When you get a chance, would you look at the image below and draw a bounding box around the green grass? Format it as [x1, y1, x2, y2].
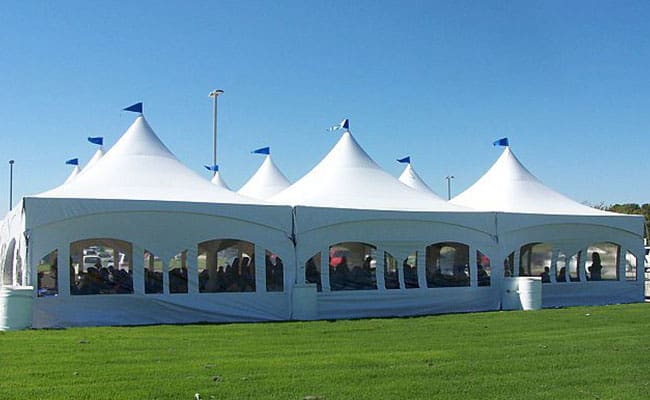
[1, 304, 650, 399]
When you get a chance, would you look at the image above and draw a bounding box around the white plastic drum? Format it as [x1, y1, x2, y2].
[0, 286, 34, 331]
[517, 277, 542, 310]
[502, 277, 542, 311]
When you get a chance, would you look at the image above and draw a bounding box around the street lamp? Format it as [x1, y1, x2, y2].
[445, 175, 454, 200]
[9, 160, 14, 211]
[208, 89, 224, 176]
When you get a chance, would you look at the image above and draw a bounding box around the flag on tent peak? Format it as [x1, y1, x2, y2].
[65, 158, 79, 166]
[252, 146, 270, 155]
[493, 137, 509, 147]
[123, 102, 143, 114]
[327, 118, 349, 132]
[397, 156, 411, 164]
[87, 136, 103, 146]
[204, 164, 219, 172]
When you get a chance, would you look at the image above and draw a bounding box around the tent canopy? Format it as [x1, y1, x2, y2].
[451, 147, 612, 216]
[271, 131, 467, 212]
[238, 155, 291, 200]
[398, 164, 440, 197]
[36, 116, 259, 205]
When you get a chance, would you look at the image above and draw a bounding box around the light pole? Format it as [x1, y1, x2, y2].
[9, 160, 14, 211]
[445, 175, 454, 200]
[208, 89, 224, 176]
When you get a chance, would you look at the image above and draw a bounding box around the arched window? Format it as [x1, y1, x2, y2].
[37, 250, 58, 297]
[624, 250, 637, 281]
[329, 242, 377, 291]
[585, 242, 619, 281]
[265, 251, 284, 292]
[2, 239, 16, 285]
[144, 250, 163, 294]
[197, 239, 255, 293]
[305, 252, 322, 291]
[384, 252, 418, 290]
[477, 250, 491, 287]
[70, 239, 133, 295]
[426, 242, 469, 287]
[519, 243, 552, 282]
[169, 250, 188, 294]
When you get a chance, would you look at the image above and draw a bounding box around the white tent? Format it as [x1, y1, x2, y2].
[398, 163, 440, 197]
[238, 155, 291, 200]
[0, 119, 644, 329]
[3, 116, 296, 328]
[272, 130, 500, 319]
[451, 146, 644, 307]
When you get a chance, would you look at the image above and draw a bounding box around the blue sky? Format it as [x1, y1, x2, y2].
[1, 1, 649, 211]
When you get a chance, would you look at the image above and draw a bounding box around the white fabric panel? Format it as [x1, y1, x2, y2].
[541, 281, 644, 308]
[451, 147, 614, 215]
[316, 288, 500, 319]
[32, 293, 291, 328]
[238, 155, 291, 200]
[271, 131, 467, 211]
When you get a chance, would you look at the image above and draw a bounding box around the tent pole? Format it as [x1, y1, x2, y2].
[9, 159, 14, 211]
[208, 89, 224, 177]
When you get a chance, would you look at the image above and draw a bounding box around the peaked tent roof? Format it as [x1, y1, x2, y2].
[210, 170, 232, 191]
[84, 148, 105, 171]
[450, 147, 610, 215]
[270, 131, 467, 211]
[398, 164, 441, 197]
[63, 165, 81, 184]
[238, 155, 291, 200]
[36, 116, 260, 204]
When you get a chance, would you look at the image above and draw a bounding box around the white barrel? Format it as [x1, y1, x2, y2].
[0, 286, 34, 331]
[501, 277, 522, 310]
[518, 277, 542, 310]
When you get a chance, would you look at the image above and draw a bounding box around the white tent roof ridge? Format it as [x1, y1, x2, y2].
[451, 146, 612, 215]
[398, 163, 441, 198]
[270, 130, 469, 211]
[237, 155, 291, 200]
[35, 116, 261, 205]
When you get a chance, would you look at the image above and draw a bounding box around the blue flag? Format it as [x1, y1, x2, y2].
[493, 137, 509, 147]
[123, 102, 143, 113]
[87, 136, 103, 146]
[397, 156, 411, 164]
[65, 158, 79, 166]
[204, 164, 219, 172]
[252, 146, 270, 155]
[327, 118, 350, 132]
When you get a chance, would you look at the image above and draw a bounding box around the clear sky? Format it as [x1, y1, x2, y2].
[1, 0, 649, 211]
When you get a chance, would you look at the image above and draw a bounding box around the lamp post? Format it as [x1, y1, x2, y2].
[208, 89, 224, 176]
[445, 175, 454, 200]
[9, 160, 14, 211]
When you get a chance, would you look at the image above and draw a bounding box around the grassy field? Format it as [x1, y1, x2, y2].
[1, 303, 649, 399]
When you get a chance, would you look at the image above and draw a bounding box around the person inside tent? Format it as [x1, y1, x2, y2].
[588, 252, 603, 281]
[540, 267, 551, 283]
